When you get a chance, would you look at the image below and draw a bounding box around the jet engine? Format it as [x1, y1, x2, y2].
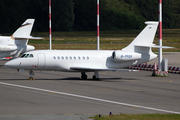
[112, 51, 141, 62]
[0, 45, 17, 52]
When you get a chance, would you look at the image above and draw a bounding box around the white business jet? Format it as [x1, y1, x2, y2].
[5, 21, 171, 80]
[0, 19, 42, 59]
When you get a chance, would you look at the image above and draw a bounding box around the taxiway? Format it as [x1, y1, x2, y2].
[0, 53, 180, 119]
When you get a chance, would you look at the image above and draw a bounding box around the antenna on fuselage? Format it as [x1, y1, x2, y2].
[49, 0, 52, 50]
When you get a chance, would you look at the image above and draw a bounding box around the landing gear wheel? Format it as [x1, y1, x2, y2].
[28, 77, 35, 80]
[29, 70, 35, 80]
[92, 71, 100, 80]
[81, 72, 87, 80]
[92, 75, 97, 80]
[92, 75, 100, 80]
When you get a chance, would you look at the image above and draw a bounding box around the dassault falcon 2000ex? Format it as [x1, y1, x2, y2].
[0, 19, 42, 59]
[5, 21, 171, 80]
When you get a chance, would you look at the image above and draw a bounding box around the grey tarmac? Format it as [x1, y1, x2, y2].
[0, 52, 180, 119]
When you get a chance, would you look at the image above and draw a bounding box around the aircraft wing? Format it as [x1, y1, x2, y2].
[70, 67, 138, 72]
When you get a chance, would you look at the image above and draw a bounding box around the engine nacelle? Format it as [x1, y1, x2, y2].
[112, 51, 141, 62]
[0, 45, 17, 52]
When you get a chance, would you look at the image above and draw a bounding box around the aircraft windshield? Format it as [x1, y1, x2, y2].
[20, 54, 26, 58]
[20, 54, 34, 58]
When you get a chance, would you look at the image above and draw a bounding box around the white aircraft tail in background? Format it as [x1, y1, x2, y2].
[5, 21, 172, 80]
[0, 19, 42, 59]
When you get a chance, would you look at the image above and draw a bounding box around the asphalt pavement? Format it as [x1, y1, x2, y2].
[0, 52, 180, 120]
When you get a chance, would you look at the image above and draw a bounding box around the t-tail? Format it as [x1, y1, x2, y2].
[113, 21, 172, 64]
[122, 21, 172, 54]
[11, 19, 43, 58]
[12, 19, 34, 39]
[122, 21, 159, 54]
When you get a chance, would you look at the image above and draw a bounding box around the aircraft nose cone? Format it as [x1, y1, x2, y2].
[4, 60, 18, 68]
[5, 61, 13, 67]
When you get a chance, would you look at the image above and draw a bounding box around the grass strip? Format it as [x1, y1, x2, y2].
[90, 114, 180, 120]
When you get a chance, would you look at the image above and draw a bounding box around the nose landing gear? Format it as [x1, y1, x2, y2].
[29, 70, 35, 80]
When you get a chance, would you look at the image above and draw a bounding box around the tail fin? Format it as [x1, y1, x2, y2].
[11, 19, 43, 47]
[12, 19, 35, 38]
[122, 21, 159, 53]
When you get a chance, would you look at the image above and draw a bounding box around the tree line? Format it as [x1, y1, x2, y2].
[0, 0, 180, 33]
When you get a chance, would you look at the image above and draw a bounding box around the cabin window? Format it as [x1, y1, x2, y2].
[70, 57, 72, 60]
[78, 57, 80, 60]
[53, 56, 56, 60]
[66, 57, 68, 60]
[62, 57, 64, 60]
[87, 57, 89, 60]
[83, 57, 85, 60]
[74, 57, 76, 60]
[58, 56, 60, 60]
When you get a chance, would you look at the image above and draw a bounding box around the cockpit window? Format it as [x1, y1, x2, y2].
[20, 54, 34, 58]
[29, 54, 33, 58]
[20, 54, 26, 58]
[25, 54, 29, 58]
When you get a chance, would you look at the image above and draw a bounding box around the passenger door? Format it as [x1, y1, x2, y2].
[38, 53, 45, 69]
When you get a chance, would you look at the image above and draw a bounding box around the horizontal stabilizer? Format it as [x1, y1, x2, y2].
[70, 67, 138, 72]
[135, 44, 173, 48]
[13, 36, 43, 39]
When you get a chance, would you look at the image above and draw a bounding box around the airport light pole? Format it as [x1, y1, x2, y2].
[49, 0, 52, 50]
[97, 0, 100, 50]
[158, 0, 162, 71]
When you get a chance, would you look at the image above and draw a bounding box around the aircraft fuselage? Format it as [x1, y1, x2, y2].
[5, 50, 157, 72]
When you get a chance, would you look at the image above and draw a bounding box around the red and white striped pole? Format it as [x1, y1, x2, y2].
[158, 0, 162, 71]
[49, 0, 52, 50]
[97, 0, 100, 50]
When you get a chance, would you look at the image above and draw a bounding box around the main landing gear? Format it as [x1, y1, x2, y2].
[81, 71, 100, 80]
[92, 71, 100, 80]
[81, 72, 87, 80]
[29, 70, 35, 80]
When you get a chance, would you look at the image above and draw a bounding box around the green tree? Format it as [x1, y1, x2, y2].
[134, 0, 159, 21]
[1, 0, 180, 33]
[0, 0, 31, 33]
[100, 0, 145, 30]
[162, 0, 175, 28]
[52, 0, 74, 31]
[29, 0, 74, 32]
[73, 0, 96, 31]
[172, 0, 180, 28]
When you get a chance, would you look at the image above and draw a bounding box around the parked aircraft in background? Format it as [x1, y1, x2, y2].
[0, 19, 42, 59]
[5, 21, 172, 80]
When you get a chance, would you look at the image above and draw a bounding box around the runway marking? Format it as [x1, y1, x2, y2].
[0, 82, 180, 114]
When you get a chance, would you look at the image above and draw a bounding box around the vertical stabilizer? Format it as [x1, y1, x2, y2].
[12, 19, 35, 38]
[122, 21, 159, 53]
